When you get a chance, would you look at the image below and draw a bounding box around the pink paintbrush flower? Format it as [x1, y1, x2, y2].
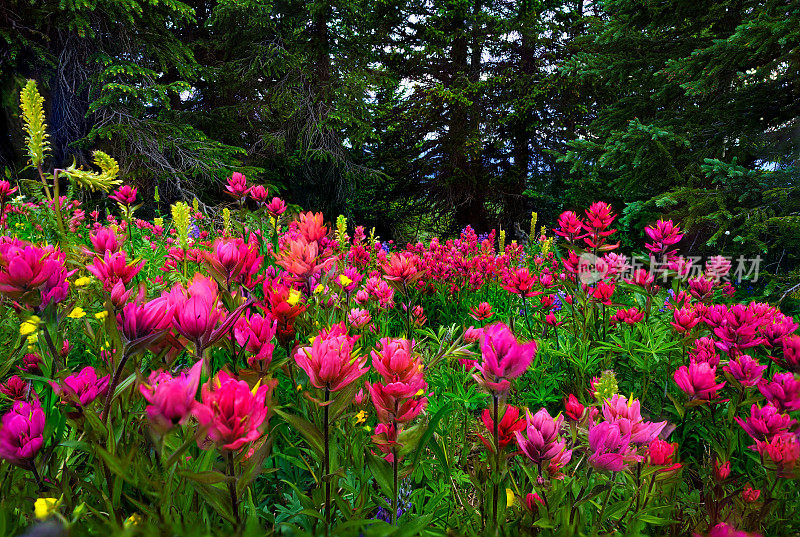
[90, 227, 123, 255]
[51, 366, 110, 410]
[0, 399, 45, 467]
[514, 408, 569, 466]
[139, 360, 203, 432]
[110, 185, 137, 206]
[758, 372, 800, 412]
[602, 394, 667, 445]
[370, 338, 422, 384]
[225, 172, 250, 199]
[474, 322, 537, 395]
[294, 323, 367, 392]
[735, 403, 797, 443]
[194, 370, 270, 451]
[588, 421, 639, 472]
[723, 354, 766, 387]
[86, 250, 144, 291]
[674, 361, 726, 401]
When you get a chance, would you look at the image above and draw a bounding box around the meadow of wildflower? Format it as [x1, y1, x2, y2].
[0, 81, 798, 537]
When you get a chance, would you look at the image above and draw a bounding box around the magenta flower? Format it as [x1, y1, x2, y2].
[673, 361, 726, 401]
[266, 197, 287, 219]
[755, 432, 799, 475]
[0, 180, 18, 202]
[552, 211, 584, 242]
[90, 227, 123, 255]
[370, 338, 421, 384]
[0, 399, 45, 467]
[474, 322, 537, 395]
[723, 354, 766, 387]
[194, 371, 270, 451]
[588, 421, 639, 472]
[140, 360, 203, 432]
[249, 185, 269, 204]
[0, 375, 31, 401]
[514, 408, 569, 465]
[347, 308, 372, 329]
[225, 172, 250, 199]
[0, 240, 63, 302]
[51, 366, 110, 410]
[689, 337, 720, 367]
[644, 219, 683, 255]
[590, 281, 615, 305]
[688, 276, 716, 302]
[671, 307, 700, 334]
[86, 250, 144, 292]
[110, 185, 137, 206]
[601, 394, 667, 445]
[234, 312, 277, 367]
[773, 334, 800, 373]
[203, 237, 263, 286]
[367, 379, 428, 424]
[758, 372, 800, 412]
[713, 304, 767, 353]
[735, 403, 797, 443]
[696, 523, 762, 537]
[294, 323, 367, 392]
[117, 297, 174, 342]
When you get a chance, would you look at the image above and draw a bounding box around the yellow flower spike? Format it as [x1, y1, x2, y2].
[94, 311, 108, 320]
[530, 212, 538, 238]
[287, 289, 301, 306]
[339, 274, 352, 287]
[153, 217, 163, 228]
[20, 316, 40, 336]
[124, 514, 141, 528]
[74, 276, 91, 287]
[354, 410, 367, 425]
[506, 489, 515, 508]
[67, 307, 86, 319]
[34, 497, 61, 520]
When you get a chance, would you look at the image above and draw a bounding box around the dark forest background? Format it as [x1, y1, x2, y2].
[1, 0, 799, 283]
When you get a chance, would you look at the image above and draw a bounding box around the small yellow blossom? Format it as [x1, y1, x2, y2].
[153, 217, 163, 228]
[73, 276, 91, 287]
[34, 497, 61, 520]
[314, 284, 324, 294]
[339, 274, 352, 287]
[296, 384, 303, 392]
[94, 311, 108, 320]
[67, 307, 86, 319]
[506, 488, 515, 508]
[27, 334, 38, 346]
[20, 316, 40, 336]
[415, 388, 424, 397]
[124, 514, 141, 528]
[287, 289, 301, 306]
[355, 410, 367, 425]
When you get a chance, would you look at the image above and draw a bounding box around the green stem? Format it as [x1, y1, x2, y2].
[592, 473, 616, 536]
[323, 387, 331, 535]
[227, 451, 241, 529]
[391, 447, 399, 525]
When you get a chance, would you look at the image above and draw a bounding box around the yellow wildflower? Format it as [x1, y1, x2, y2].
[94, 311, 108, 320]
[73, 276, 91, 287]
[124, 514, 141, 528]
[20, 316, 40, 336]
[287, 289, 301, 306]
[506, 488, 515, 508]
[67, 307, 86, 319]
[314, 284, 324, 294]
[34, 497, 61, 520]
[339, 274, 353, 287]
[355, 410, 367, 425]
